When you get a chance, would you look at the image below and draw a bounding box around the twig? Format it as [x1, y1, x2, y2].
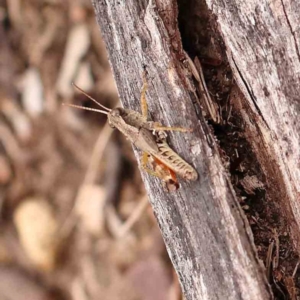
[59, 122, 114, 238]
[266, 240, 274, 282]
[116, 195, 149, 238]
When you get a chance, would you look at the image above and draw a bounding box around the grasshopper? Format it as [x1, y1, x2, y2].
[64, 75, 198, 190]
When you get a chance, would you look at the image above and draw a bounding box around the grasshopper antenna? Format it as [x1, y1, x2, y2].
[62, 103, 108, 115]
[72, 83, 111, 112]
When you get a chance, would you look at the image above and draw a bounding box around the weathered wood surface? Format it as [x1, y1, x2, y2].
[206, 0, 300, 246]
[91, 0, 272, 299]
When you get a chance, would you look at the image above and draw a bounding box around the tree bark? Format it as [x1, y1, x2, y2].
[90, 0, 279, 299]
[205, 0, 300, 247]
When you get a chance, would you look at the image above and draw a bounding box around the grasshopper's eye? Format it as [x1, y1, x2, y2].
[111, 108, 122, 117]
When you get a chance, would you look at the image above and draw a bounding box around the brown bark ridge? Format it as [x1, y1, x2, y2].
[205, 1, 300, 251]
[91, 0, 272, 299]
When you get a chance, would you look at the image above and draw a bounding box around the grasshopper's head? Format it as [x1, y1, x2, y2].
[64, 84, 133, 134]
[107, 107, 127, 129]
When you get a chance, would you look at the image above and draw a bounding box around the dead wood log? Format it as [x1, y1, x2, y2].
[91, 0, 274, 299]
[205, 0, 300, 249]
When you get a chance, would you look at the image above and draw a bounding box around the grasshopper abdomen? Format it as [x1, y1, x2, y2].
[154, 139, 198, 181]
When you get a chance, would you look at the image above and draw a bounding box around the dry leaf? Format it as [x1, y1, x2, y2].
[75, 184, 106, 236]
[20, 68, 44, 117]
[13, 198, 58, 271]
[56, 23, 91, 97]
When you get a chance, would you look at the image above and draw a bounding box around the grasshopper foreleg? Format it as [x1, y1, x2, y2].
[140, 73, 191, 133]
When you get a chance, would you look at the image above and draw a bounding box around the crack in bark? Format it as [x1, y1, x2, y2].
[280, 0, 300, 63]
[231, 56, 271, 131]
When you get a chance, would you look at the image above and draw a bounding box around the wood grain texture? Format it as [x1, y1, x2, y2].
[91, 0, 271, 299]
[206, 0, 300, 246]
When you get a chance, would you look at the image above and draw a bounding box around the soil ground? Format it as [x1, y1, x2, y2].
[0, 1, 179, 300]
